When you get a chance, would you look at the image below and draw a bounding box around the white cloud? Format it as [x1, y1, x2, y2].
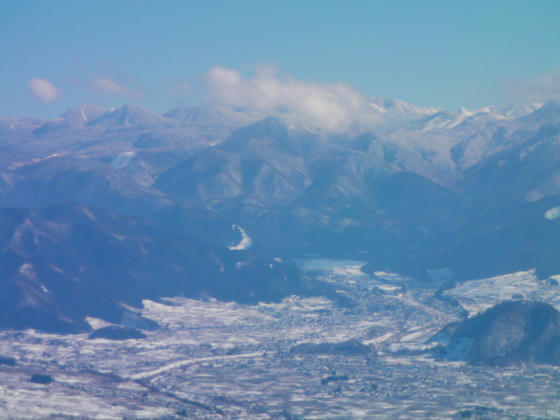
[92, 77, 142, 98]
[28, 78, 60, 102]
[505, 69, 560, 103]
[203, 65, 372, 132]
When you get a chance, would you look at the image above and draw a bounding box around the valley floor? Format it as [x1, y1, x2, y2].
[1, 260, 560, 419]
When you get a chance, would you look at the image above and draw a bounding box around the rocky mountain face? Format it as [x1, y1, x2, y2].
[433, 300, 560, 366]
[1, 99, 559, 331]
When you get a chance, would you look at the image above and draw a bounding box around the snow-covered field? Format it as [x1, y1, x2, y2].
[444, 269, 560, 316]
[1, 261, 560, 419]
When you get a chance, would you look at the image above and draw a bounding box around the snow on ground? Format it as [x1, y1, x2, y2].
[130, 352, 263, 380]
[444, 269, 560, 316]
[228, 224, 253, 250]
[545, 207, 560, 220]
[3, 260, 560, 418]
[110, 151, 135, 169]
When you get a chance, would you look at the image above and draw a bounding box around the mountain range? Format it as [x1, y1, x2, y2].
[2, 98, 559, 331]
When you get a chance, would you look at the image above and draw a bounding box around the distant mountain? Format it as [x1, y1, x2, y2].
[33, 105, 107, 136]
[393, 102, 543, 170]
[1, 98, 560, 332]
[0, 116, 43, 135]
[0, 155, 172, 217]
[0, 205, 329, 332]
[0, 104, 253, 212]
[0, 117, 45, 166]
[518, 99, 560, 126]
[158, 118, 465, 266]
[156, 115, 457, 207]
[464, 119, 560, 206]
[87, 104, 170, 130]
[409, 114, 560, 280]
[156, 117, 319, 206]
[448, 101, 559, 170]
[433, 300, 560, 366]
[367, 97, 441, 127]
[164, 105, 255, 128]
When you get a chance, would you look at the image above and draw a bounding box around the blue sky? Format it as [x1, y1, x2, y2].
[2, 0, 560, 118]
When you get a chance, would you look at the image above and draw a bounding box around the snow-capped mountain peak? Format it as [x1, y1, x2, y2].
[368, 97, 441, 119]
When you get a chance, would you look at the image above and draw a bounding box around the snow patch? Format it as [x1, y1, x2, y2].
[228, 224, 253, 251]
[333, 263, 365, 276]
[110, 151, 135, 169]
[85, 317, 113, 329]
[19, 263, 36, 279]
[79, 207, 97, 221]
[545, 207, 560, 220]
[444, 269, 560, 316]
[376, 284, 402, 293]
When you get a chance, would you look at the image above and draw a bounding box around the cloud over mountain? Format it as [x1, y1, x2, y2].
[28, 78, 60, 103]
[505, 69, 560, 103]
[204, 65, 372, 132]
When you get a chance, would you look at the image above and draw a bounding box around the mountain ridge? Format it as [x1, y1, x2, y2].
[1, 97, 559, 332]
